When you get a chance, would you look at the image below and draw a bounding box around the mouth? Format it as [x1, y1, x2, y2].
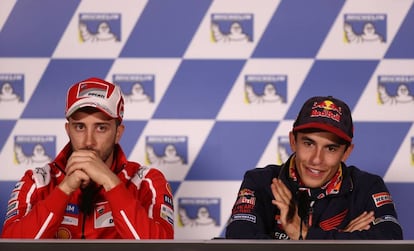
[306, 167, 325, 177]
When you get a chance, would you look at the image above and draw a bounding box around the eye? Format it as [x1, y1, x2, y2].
[327, 145, 339, 152]
[74, 124, 85, 130]
[303, 140, 314, 147]
[97, 124, 108, 132]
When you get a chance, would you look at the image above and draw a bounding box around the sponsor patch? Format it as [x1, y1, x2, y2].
[62, 215, 79, 226]
[164, 194, 174, 208]
[373, 215, 400, 226]
[372, 192, 393, 208]
[12, 181, 24, 191]
[232, 203, 254, 215]
[274, 231, 290, 240]
[65, 203, 79, 215]
[7, 201, 18, 213]
[8, 191, 19, 203]
[160, 204, 174, 225]
[5, 210, 18, 221]
[55, 227, 72, 239]
[235, 188, 256, 206]
[231, 213, 256, 223]
[319, 209, 348, 231]
[94, 202, 114, 228]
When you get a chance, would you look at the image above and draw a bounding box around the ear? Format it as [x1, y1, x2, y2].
[289, 131, 296, 152]
[341, 143, 354, 162]
[115, 124, 125, 144]
[65, 122, 69, 135]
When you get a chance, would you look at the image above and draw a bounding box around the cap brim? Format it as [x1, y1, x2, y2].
[293, 122, 352, 143]
[65, 102, 116, 120]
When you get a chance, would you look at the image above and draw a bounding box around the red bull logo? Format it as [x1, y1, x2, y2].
[312, 100, 342, 114]
[238, 189, 254, 197]
[310, 100, 342, 122]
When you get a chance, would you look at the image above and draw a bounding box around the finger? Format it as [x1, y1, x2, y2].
[66, 150, 101, 174]
[272, 179, 291, 205]
[344, 211, 375, 232]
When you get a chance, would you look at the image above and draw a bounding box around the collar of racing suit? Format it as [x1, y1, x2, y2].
[278, 154, 354, 201]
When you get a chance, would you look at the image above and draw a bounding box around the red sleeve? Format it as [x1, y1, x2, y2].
[105, 167, 174, 239]
[1, 170, 71, 239]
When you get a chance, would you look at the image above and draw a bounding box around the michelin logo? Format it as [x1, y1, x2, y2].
[244, 75, 287, 104]
[14, 135, 55, 167]
[178, 197, 220, 227]
[344, 14, 386, 44]
[145, 136, 187, 168]
[0, 74, 24, 104]
[411, 137, 414, 166]
[277, 136, 291, 165]
[113, 74, 154, 103]
[211, 13, 253, 43]
[79, 13, 121, 43]
[377, 75, 414, 105]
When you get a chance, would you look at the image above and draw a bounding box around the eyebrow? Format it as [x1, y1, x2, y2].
[70, 121, 112, 126]
[300, 135, 341, 148]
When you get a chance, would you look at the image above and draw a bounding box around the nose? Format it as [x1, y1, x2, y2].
[310, 147, 323, 165]
[84, 128, 96, 149]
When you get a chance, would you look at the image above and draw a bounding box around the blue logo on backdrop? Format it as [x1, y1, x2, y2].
[344, 14, 386, 43]
[145, 136, 188, 167]
[113, 74, 155, 103]
[79, 13, 121, 42]
[211, 13, 253, 43]
[0, 74, 24, 104]
[178, 197, 220, 227]
[277, 136, 291, 165]
[14, 135, 55, 167]
[244, 74, 287, 104]
[377, 75, 414, 105]
[411, 137, 414, 166]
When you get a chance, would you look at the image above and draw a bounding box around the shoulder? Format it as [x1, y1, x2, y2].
[245, 164, 281, 176]
[346, 165, 386, 189]
[31, 164, 53, 187]
[242, 164, 282, 187]
[126, 163, 168, 185]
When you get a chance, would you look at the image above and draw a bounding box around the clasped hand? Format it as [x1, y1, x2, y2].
[58, 150, 120, 195]
[271, 178, 375, 239]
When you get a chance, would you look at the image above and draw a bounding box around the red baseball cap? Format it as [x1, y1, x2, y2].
[65, 77, 124, 122]
[292, 96, 353, 143]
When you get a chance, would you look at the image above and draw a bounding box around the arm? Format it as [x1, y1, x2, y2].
[1, 167, 70, 238]
[306, 178, 403, 240]
[105, 167, 174, 239]
[226, 169, 276, 239]
[65, 150, 174, 239]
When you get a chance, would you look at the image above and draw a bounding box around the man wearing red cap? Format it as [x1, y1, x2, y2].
[226, 96, 403, 240]
[1, 77, 174, 239]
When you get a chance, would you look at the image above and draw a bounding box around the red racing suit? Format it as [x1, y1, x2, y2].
[1, 143, 174, 239]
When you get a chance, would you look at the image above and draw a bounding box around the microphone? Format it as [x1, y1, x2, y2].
[297, 190, 310, 221]
[80, 183, 96, 216]
[296, 189, 310, 240]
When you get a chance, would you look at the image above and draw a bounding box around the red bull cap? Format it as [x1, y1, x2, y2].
[65, 77, 124, 122]
[292, 96, 353, 143]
